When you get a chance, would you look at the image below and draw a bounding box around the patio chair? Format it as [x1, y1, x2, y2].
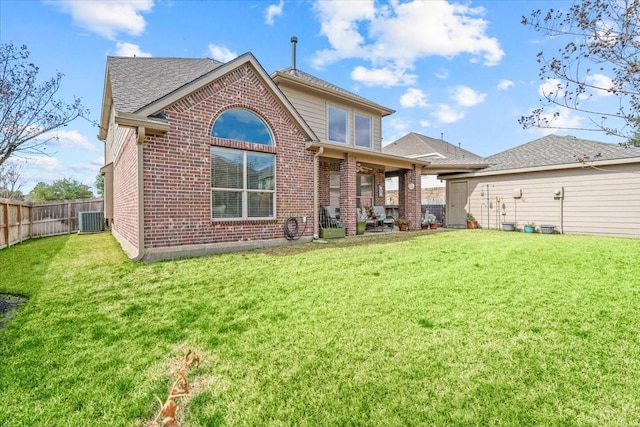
[373, 206, 395, 230]
[320, 206, 341, 229]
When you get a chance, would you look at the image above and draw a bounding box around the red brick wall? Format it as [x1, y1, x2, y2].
[319, 160, 340, 207]
[340, 155, 357, 236]
[398, 166, 422, 229]
[140, 63, 313, 249]
[112, 128, 140, 250]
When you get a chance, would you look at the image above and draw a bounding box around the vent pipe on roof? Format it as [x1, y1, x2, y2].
[291, 36, 298, 70]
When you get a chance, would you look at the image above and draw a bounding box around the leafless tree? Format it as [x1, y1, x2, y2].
[0, 43, 88, 167]
[520, 0, 640, 142]
[0, 161, 25, 199]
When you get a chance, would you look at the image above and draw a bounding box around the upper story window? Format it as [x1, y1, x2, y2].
[328, 106, 348, 143]
[355, 114, 372, 148]
[211, 108, 274, 145]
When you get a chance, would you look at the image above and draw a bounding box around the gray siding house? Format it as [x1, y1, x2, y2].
[440, 134, 640, 237]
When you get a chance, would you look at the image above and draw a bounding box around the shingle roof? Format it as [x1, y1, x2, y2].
[483, 134, 640, 172]
[273, 67, 394, 115]
[107, 57, 224, 113]
[383, 132, 484, 165]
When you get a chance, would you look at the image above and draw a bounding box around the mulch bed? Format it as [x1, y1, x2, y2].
[0, 293, 27, 329]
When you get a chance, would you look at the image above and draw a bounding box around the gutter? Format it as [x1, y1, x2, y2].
[133, 129, 146, 261]
[313, 146, 324, 238]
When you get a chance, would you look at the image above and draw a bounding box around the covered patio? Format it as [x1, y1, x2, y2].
[309, 141, 429, 238]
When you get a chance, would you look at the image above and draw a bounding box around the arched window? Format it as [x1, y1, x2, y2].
[211, 108, 274, 145]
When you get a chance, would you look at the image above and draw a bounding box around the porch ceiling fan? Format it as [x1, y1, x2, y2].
[356, 162, 373, 173]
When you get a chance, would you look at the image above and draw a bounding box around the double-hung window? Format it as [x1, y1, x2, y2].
[355, 114, 372, 148]
[211, 109, 275, 220]
[329, 171, 340, 206]
[356, 174, 374, 208]
[328, 106, 348, 143]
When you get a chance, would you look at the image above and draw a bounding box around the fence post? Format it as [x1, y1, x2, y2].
[2, 201, 8, 247]
[68, 201, 72, 234]
[18, 204, 22, 244]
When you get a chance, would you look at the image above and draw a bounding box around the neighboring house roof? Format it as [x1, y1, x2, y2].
[271, 67, 395, 116]
[482, 134, 640, 173]
[383, 132, 488, 173]
[383, 132, 484, 164]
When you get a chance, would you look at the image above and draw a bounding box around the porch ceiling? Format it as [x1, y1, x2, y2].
[306, 141, 431, 171]
[306, 141, 488, 175]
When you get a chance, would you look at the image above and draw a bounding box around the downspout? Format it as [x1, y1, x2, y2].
[560, 194, 564, 234]
[134, 126, 146, 261]
[313, 146, 324, 238]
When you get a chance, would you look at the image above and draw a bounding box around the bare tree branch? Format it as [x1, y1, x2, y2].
[520, 0, 640, 143]
[0, 43, 89, 167]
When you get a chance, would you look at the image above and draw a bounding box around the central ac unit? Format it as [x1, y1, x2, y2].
[78, 211, 104, 233]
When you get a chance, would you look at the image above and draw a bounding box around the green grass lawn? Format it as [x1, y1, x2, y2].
[1, 231, 639, 426]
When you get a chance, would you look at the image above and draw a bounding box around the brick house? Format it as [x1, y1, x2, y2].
[98, 45, 433, 261]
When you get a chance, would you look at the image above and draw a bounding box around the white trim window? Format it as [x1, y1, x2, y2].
[356, 174, 374, 208]
[355, 114, 372, 148]
[211, 147, 275, 220]
[329, 171, 340, 206]
[212, 108, 274, 145]
[328, 106, 348, 143]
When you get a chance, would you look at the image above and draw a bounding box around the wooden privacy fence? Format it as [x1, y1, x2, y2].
[0, 198, 104, 250]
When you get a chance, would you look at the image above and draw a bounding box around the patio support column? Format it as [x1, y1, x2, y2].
[398, 165, 422, 230]
[340, 154, 357, 236]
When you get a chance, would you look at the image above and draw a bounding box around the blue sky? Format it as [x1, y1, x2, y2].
[0, 0, 623, 194]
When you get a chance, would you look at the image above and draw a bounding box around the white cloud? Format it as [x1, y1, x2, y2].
[20, 156, 65, 188]
[400, 88, 429, 108]
[265, 0, 284, 25]
[351, 65, 416, 87]
[48, 0, 154, 40]
[383, 117, 413, 145]
[585, 73, 614, 97]
[311, 0, 504, 87]
[115, 42, 152, 57]
[433, 104, 465, 124]
[530, 108, 583, 135]
[208, 44, 238, 63]
[41, 130, 97, 152]
[311, 0, 376, 68]
[420, 119, 432, 127]
[539, 78, 565, 99]
[451, 85, 486, 107]
[497, 79, 514, 91]
[435, 68, 449, 79]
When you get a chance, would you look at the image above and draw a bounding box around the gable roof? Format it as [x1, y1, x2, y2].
[99, 54, 317, 142]
[271, 67, 395, 116]
[106, 57, 224, 114]
[482, 134, 640, 173]
[382, 132, 487, 174]
[383, 132, 484, 163]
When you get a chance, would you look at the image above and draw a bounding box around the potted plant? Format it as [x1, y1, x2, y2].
[356, 208, 367, 235]
[523, 222, 536, 233]
[421, 213, 436, 229]
[466, 212, 478, 229]
[502, 222, 515, 231]
[540, 224, 555, 234]
[396, 218, 410, 231]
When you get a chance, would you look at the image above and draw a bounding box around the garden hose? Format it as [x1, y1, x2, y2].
[283, 216, 307, 240]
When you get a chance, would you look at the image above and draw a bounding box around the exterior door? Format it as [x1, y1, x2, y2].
[448, 181, 468, 226]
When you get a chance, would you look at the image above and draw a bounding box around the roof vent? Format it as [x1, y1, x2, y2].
[291, 36, 298, 70]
